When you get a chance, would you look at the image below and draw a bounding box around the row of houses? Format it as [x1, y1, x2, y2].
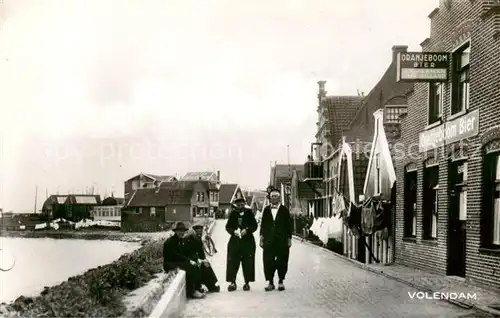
[274, 1, 500, 291]
[39, 171, 267, 231]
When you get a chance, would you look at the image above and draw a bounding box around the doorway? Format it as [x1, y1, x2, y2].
[447, 160, 467, 277]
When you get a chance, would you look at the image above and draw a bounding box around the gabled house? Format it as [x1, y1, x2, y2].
[290, 168, 316, 216]
[93, 195, 125, 222]
[124, 173, 177, 202]
[122, 187, 192, 232]
[269, 164, 304, 207]
[336, 45, 412, 264]
[122, 178, 222, 232]
[163, 180, 221, 217]
[360, 108, 399, 264]
[41, 194, 102, 222]
[218, 184, 244, 216]
[305, 45, 413, 263]
[248, 191, 268, 214]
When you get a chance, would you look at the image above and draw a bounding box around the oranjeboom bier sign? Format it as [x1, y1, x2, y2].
[396, 52, 450, 82]
[419, 110, 479, 152]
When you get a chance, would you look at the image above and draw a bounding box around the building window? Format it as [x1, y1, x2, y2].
[483, 150, 500, 247]
[385, 106, 407, 124]
[200, 192, 205, 202]
[150, 207, 156, 217]
[423, 165, 439, 239]
[404, 170, 417, 237]
[374, 153, 381, 194]
[452, 43, 470, 115]
[132, 180, 139, 190]
[428, 83, 443, 125]
[214, 192, 219, 201]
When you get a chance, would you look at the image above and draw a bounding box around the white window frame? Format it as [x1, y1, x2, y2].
[412, 201, 417, 236]
[431, 184, 439, 239]
[150, 207, 156, 217]
[451, 41, 471, 116]
[493, 156, 500, 245]
[428, 82, 443, 125]
[385, 105, 407, 124]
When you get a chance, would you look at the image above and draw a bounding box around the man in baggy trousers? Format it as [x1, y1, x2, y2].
[225, 197, 258, 291]
[260, 188, 293, 291]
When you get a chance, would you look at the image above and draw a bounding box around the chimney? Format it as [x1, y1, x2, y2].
[392, 45, 408, 63]
[317, 80, 327, 101]
[217, 170, 220, 181]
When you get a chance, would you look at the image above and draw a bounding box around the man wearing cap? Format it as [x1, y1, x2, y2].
[163, 221, 205, 299]
[225, 197, 258, 291]
[260, 188, 293, 291]
[185, 222, 220, 293]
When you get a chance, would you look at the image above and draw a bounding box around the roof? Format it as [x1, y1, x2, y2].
[159, 180, 220, 191]
[125, 173, 176, 182]
[342, 61, 413, 142]
[126, 188, 192, 207]
[181, 171, 217, 181]
[271, 164, 304, 189]
[322, 96, 363, 142]
[219, 184, 238, 203]
[43, 194, 102, 208]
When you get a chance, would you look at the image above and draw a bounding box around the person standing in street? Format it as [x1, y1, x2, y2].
[225, 197, 258, 291]
[163, 221, 205, 299]
[260, 188, 293, 291]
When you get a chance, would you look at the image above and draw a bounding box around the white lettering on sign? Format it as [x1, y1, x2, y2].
[459, 116, 476, 135]
[400, 68, 447, 80]
[419, 110, 479, 152]
[401, 53, 448, 63]
[408, 291, 477, 300]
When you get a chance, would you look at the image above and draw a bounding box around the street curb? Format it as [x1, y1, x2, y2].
[292, 235, 500, 317]
[148, 270, 186, 318]
[207, 218, 216, 235]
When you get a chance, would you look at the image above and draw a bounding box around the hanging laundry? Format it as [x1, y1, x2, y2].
[361, 205, 375, 235]
[327, 216, 342, 239]
[35, 223, 47, 230]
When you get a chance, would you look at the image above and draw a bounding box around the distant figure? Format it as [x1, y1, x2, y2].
[260, 188, 293, 291]
[225, 198, 258, 291]
[163, 222, 205, 299]
[185, 222, 220, 293]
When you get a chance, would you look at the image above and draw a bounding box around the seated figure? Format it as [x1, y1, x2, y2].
[184, 222, 221, 293]
[163, 222, 205, 299]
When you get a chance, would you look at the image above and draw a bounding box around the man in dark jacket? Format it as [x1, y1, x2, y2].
[163, 221, 205, 299]
[185, 222, 220, 293]
[260, 188, 293, 291]
[225, 197, 258, 291]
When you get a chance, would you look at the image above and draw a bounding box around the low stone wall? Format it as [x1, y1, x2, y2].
[147, 271, 186, 318]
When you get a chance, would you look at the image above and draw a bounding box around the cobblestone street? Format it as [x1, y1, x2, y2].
[181, 220, 483, 318]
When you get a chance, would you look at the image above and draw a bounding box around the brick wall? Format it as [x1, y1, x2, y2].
[395, 0, 500, 289]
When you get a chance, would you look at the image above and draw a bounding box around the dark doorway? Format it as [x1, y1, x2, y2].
[357, 236, 366, 263]
[447, 160, 467, 277]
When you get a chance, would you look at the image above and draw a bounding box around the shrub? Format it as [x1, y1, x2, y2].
[6, 240, 168, 317]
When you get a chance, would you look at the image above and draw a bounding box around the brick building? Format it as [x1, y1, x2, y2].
[395, 0, 500, 289]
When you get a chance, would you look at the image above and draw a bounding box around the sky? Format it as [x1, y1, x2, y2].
[0, 0, 438, 213]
